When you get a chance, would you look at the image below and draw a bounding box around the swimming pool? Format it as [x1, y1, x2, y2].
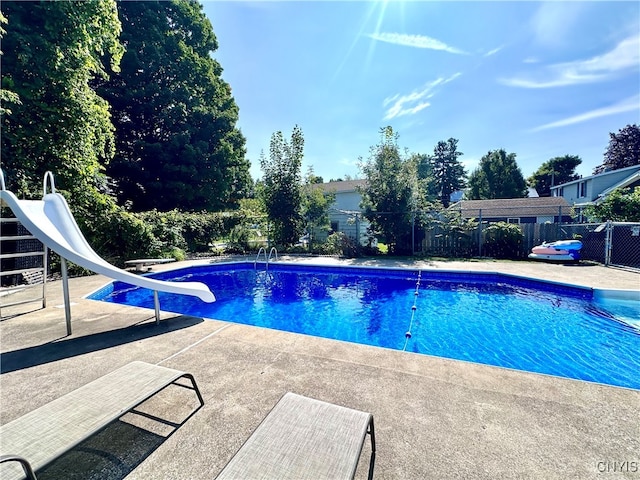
[88, 262, 640, 390]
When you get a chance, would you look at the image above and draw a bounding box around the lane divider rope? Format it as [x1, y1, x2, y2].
[402, 270, 421, 351]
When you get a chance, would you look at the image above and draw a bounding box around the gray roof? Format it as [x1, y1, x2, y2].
[454, 197, 571, 218]
[316, 179, 367, 193]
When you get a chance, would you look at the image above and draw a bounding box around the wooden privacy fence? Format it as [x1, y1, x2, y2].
[321, 208, 639, 270]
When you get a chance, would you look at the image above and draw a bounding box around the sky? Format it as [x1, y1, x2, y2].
[202, 1, 640, 183]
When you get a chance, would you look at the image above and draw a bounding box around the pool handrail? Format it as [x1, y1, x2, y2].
[255, 247, 278, 271]
[255, 247, 267, 269]
[268, 247, 278, 267]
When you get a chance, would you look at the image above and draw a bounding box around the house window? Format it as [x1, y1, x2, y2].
[579, 181, 587, 198]
[507, 218, 520, 224]
[330, 221, 339, 233]
[559, 187, 564, 196]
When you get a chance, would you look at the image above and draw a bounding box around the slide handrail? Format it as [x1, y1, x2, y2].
[43, 171, 56, 196]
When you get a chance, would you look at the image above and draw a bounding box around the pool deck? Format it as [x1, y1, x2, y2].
[1, 256, 639, 479]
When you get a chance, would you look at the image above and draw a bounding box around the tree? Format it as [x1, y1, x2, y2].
[584, 187, 640, 222]
[467, 149, 528, 200]
[528, 155, 582, 197]
[593, 124, 640, 174]
[302, 168, 335, 248]
[429, 138, 467, 208]
[358, 126, 415, 254]
[260, 126, 305, 246]
[97, 0, 250, 212]
[1, 0, 123, 199]
[0, 12, 20, 117]
[411, 153, 440, 203]
[304, 167, 324, 185]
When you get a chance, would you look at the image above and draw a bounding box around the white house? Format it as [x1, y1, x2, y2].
[315, 180, 372, 245]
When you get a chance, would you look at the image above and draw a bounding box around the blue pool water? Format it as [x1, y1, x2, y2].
[89, 263, 640, 390]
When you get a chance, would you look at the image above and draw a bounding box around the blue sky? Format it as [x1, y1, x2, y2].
[202, 1, 640, 183]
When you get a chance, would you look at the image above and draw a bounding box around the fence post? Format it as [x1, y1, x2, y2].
[558, 206, 563, 226]
[477, 209, 483, 257]
[604, 220, 613, 266]
[355, 214, 361, 255]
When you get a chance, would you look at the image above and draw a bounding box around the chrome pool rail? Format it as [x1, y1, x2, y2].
[254, 247, 278, 270]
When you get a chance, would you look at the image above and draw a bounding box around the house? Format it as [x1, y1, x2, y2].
[550, 164, 640, 206]
[452, 197, 572, 224]
[314, 179, 372, 245]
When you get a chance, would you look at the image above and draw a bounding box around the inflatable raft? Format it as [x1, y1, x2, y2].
[528, 240, 582, 262]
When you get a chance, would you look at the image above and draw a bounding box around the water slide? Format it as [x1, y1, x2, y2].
[1, 171, 215, 332]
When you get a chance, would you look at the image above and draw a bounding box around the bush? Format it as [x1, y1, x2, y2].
[225, 224, 251, 254]
[137, 210, 244, 254]
[482, 222, 524, 259]
[322, 232, 358, 257]
[74, 194, 160, 268]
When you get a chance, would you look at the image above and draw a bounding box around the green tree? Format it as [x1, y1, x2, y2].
[1, 0, 123, 199]
[467, 149, 528, 200]
[528, 155, 582, 197]
[302, 167, 335, 248]
[359, 126, 415, 254]
[429, 138, 467, 208]
[0, 12, 20, 117]
[260, 126, 305, 246]
[593, 124, 640, 175]
[411, 153, 440, 203]
[97, 0, 250, 212]
[584, 187, 640, 222]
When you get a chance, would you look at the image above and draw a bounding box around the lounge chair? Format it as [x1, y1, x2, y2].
[215, 392, 376, 480]
[0, 361, 203, 480]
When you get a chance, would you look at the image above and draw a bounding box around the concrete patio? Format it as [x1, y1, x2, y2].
[1, 257, 639, 479]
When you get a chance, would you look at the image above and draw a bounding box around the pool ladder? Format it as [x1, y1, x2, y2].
[255, 247, 278, 270]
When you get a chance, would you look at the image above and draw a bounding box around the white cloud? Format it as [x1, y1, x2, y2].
[501, 34, 640, 88]
[383, 73, 461, 120]
[531, 95, 640, 131]
[368, 32, 467, 55]
[483, 46, 503, 57]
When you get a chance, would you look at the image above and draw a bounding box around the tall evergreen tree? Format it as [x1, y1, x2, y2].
[1, 0, 123, 199]
[467, 149, 528, 200]
[97, 0, 250, 212]
[527, 155, 582, 197]
[260, 126, 305, 246]
[429, 138, 466, 208]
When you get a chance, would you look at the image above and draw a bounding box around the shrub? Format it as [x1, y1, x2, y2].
[482, 222, 524, 259]
[74, 194, 160, 268]
[136, 210, 244, 254]
[322, 232, 358, 257]
[226, 224, 251, 254]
